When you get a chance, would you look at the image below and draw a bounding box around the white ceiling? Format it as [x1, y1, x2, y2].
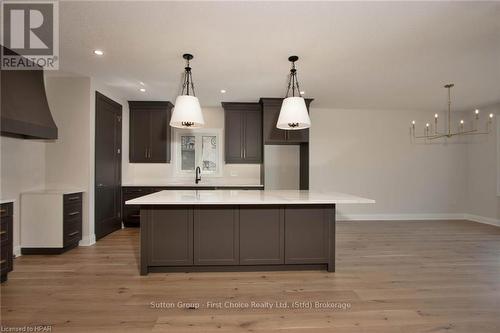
[58, 1, 500, 111]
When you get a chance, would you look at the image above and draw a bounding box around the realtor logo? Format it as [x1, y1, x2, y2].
[1, 1, 59, 70]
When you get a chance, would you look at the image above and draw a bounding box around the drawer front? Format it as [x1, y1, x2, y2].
[0, 217, 12, 246]
[64, 202, 82, 222]
[63, 193, 82, 206]
[63, 219, 82, 246]
[0, 203, 13, 218]
[1, 243, 13, 273]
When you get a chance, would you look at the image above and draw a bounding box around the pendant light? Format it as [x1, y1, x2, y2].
[170, 53, 205, 128]
[276, 56, 311, 130]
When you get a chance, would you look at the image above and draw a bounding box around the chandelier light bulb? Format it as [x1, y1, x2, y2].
[460, 120, 464, 124]
[490, 113, 494, 118]
[411, 120, 416, 125]
[475, 109, 479, 115]
[434, 114, 439, 119]
[426, 123, 430, 128]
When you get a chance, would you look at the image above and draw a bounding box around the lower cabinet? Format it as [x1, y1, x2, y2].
[1, 202, 14, 283]
[284, 206, 330, 264]
[194, 207, 239, 265]
[240, 207, 284, 265]
[141, 204, 335, 274]
[148, 208, 193, 266]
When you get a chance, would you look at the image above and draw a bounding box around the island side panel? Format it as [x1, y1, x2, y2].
[140, 208, 149, 276]
[327, 205, 336, 272]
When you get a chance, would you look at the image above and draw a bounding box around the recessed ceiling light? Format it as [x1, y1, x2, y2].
[220, 89, 226, 94]
[93, 49, 104, 56]
[139, 88, 146, 92]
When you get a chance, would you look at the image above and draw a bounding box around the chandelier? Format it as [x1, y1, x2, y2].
[411, 84, 494, 140]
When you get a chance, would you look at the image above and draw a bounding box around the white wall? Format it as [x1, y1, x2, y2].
[264, 145, 300, 190]
[122, 107, 261, 185]
[310, 107, 468, 220]
[45, 77, 93, 243]
[0, 138, 46, 254]
[465, 103, 500, 223]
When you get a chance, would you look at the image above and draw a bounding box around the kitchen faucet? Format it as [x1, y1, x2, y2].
[195, 166, 201, 184]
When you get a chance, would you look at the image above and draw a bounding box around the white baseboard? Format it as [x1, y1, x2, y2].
[337, 213, 465, 221]
[79, 234, 96, 246]
[463, 214, 500, 227]
[337, 213, 500, 227]
[14, 245, 21, 257]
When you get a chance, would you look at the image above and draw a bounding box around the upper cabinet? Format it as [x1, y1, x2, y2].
[129, 101, 173, 163]
[222, 102, 262, 164]
[259, 98, 313, 144]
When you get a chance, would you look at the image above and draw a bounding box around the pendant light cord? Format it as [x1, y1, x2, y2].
[285, 60, 301, 98]
[181, 58, 196, 97]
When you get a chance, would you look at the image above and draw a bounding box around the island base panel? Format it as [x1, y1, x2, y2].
[140, 204, 335, 275]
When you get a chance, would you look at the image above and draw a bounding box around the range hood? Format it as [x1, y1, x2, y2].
[1, 46, 58, 139]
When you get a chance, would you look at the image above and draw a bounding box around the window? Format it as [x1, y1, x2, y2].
[175, 129, 221, 176]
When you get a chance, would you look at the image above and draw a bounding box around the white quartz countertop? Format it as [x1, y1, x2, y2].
[122, 182, 264, 188]
[126, 190, 375, 205]
[0, 199, 15, 204]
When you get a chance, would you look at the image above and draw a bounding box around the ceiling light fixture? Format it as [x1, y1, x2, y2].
[277, 56, 311, 130]
[139, 88, 146, 92]
[170, 53, 205, 129]
[220, 89, 226, 94]
[93, 49, 104, 56]
[411, 83, 493, 141]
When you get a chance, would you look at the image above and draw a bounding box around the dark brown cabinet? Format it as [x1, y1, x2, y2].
[140, 204, 336, 274]
[129, 101, 173, 163]
[1, 202, 13, 283]
[193, 207, 239, 265]
[240, 207, 284, 265]
[284, 205, 332, 264]
[222, 102, 262, 164]
[259, 98, 313, 144]
[146, 208, 193, 267]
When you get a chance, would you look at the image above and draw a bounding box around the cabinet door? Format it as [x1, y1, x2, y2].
[149, 110, 170, 163]
[240, 207, 283, 265]
[243, 110, 263, 163]
[129, 110, 151, 163]
[286, 128, 309, 143]
[225, 110, 244, 163]
[263, 106, 287, 144]
[194, 207, 239, 265]
[148, 208, 193, 266]
[284, 206, 329, 264]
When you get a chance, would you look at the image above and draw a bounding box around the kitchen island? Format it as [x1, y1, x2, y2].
[126, 190, 374, 275]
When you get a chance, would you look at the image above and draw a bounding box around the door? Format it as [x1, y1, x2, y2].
[225, 110, 244, 163]
[243, 110, 263, 162]
[240, 207, 284, 265]
[95, 92, 122, 240]
[129, 109, 150, 162]
[193, 207, 239, 265]
[149, 110, 169, 162]
[263, 106, 286, 144]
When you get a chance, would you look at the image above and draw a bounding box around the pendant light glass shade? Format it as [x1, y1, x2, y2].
[170, 53, 205, 129]
[170, 95, 205, 129]
[277, 55, 311, 130]
[277, 96, 311, 130]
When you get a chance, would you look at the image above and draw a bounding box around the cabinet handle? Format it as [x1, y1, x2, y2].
[0, 259, 6, 265]
[68, 211, 80, 216]
[145, 146, 148, 158]
[0, 231, 6, 235]
[68, 231, 79, 237]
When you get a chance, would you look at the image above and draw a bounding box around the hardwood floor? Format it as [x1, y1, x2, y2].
[1, 220, 500, 332]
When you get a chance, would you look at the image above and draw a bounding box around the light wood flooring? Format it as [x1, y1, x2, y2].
[1, 220, 500, 332]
